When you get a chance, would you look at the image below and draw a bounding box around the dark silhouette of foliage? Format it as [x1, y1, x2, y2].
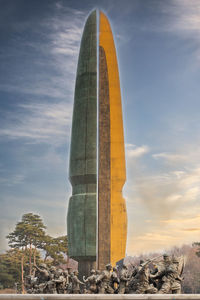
[3, 212, 68, 291]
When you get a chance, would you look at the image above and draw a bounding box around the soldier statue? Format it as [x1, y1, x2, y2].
[128, 260, 144, 293]
[111, 266, 119, 293]
[83, 269, 97, 293]
[71, 270, 84, 294]
[63, 270, 70, 293]
[67, 271, 74, 294]
[53, 269, 66, 294]
[150, 253, 181, 294]
[34, 263, 50, 293]
[24, 274, 38, 294]
[26, 253, 184, 295]
[134, 260, 157, 294]
[171, 256, 183, 294]
[96, 263, 114, 294]
[95, 270, 102, 293]
[47, 266, 57, 294]
[118, 264, 129, 294]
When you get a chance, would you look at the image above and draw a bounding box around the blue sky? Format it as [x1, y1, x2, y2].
[1, 0, 200, 255]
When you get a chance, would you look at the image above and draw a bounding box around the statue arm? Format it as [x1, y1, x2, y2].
[77, 278, 84, 285]
[96, 272, 105, 283]
[150, 269, 164, 279]
[120, 274, 128, 281]
[83, 276, 88, 283]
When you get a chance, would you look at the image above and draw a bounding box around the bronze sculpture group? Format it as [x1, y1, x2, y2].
[25, 254, 184, 294]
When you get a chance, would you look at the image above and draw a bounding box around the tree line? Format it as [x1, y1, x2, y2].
[0, 213, 67, 292]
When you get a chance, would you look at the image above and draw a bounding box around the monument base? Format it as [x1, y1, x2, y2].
[0, 294, 199, 299]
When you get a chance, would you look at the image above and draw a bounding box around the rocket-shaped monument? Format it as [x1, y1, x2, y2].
[67, 10, 127, 276]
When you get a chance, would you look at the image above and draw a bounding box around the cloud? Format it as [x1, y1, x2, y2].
[125, 144, 149, 158]
[0, 174, 25, 186]
[182, 228, 200, 232]
[153, 152, 187, 163]
[160, 1, 200, 65]
[161, 214, 200, 226]
[126, 143, 200, 254]
[126, 1, 200, 67]
[37, 5, 85, 96]
[0, 4, 90, 148]
[139, 0, 200, 36]
[162, 0, 200, 33]
[0, 4, 85, 100]
[0, 3, 85, 251]
[136, 232, 177, 243]
[180, 168, 200, 187]
[0, 101, 72, 145]
[132, 166, 200, 217]
[127, 209, 200, 255]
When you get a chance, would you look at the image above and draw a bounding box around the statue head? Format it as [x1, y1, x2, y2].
[90, 269, 95, 274]
[163, 253, 170, 262]
[63, 270, 69, 276]
[50, 266, 56, 273]
[123, 264, 127, 269]
[74, 270, 79, 276]
[106, 263, 112, 271]
[58, 269, 63, 275]
[172, 257, 179, 264]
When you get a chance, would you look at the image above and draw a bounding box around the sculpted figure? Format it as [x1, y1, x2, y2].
[128, 260, 143, 293]
[34, 263, 50, 293]
[63, 270, 70, 293]
[118, 264, 129, 294]
[96, 263, 114, 294]
[71, 270, 84, 293]
[95, 270, 102, 293]
[150, 254, 174, 294]
[25, 275, 38, 294]
[83, 269, 97, 293]
[53, 269, 65, 294]
[67, 271, 74, 294]
[134, 260, 157, 294]
[171, 257, 184, 294]
[111, 266, 119, 293]
[47, 266, 57, 294]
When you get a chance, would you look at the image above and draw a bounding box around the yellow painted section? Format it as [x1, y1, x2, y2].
[99, 12, 127, 266]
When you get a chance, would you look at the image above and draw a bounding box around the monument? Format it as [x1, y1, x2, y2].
[67, 10, 127, 277]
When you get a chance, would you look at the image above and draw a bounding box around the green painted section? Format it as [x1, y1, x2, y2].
[67, 11, 97, 259]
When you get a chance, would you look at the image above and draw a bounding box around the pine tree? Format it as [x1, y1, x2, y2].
[6, 213, 46, 291]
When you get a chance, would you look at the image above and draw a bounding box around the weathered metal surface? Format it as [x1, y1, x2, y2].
[67, 10, 127, 272]
[98, 45, 111, 270]
[99, 11, 127, 267]
[67, 10, 97, 261]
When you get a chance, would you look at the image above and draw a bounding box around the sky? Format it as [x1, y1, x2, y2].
[0, 0, 200, 256]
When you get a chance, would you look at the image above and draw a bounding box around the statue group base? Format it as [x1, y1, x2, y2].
[0, 295, 200, 299]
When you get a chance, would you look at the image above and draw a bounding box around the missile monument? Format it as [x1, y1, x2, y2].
[67, 10, 127, 277]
